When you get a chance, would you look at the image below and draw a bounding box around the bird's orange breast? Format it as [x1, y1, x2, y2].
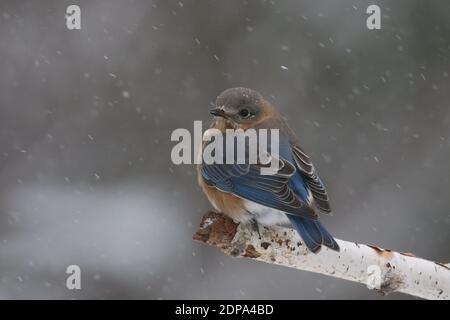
[196, 118, 249, 222]
[197, 172, 248, 222]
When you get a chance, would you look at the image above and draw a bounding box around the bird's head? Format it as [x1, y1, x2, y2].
[210, 87, 274, 129]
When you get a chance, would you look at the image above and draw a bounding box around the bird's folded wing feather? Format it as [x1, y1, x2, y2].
[291, 145, 332, 213]
[200, 148, 317, 219]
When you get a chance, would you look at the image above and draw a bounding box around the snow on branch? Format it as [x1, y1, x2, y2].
[193, 211, 450, 300]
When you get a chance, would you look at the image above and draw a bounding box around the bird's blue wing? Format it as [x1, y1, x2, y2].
[278, 141, 313, 205]
[277, 141, 338, 251]
[290, 144, 332, 213]
[200, 137, 317, 219]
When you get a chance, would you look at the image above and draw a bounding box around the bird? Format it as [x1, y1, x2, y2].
[197, 87, 339, 253]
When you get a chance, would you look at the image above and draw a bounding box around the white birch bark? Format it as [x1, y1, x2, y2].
[194, 212, 450, 300]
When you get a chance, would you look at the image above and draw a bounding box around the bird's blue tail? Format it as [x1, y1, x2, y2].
[287, 215, 339, 253]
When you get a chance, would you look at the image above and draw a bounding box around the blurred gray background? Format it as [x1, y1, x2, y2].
[0, 0, 449, 299]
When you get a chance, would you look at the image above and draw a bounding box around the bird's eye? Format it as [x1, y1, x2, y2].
[238, 108, 251, 118]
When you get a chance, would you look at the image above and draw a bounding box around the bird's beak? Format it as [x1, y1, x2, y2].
[210, 107, 227, 118]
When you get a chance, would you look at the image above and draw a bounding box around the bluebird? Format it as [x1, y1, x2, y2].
[197, 87, 339, 253]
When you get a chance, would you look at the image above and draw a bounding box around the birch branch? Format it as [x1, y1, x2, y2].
[193, 211, 450, 300]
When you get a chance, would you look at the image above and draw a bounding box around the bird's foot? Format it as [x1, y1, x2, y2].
[251, 218, 263, 240]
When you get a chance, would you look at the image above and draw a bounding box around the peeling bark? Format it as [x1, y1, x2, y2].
[193, 211, 450, 300]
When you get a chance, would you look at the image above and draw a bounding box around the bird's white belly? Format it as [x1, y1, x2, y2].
[243, 200, 291, 227]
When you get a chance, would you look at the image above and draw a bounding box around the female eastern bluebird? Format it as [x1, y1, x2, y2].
[197, 87, 339, 253]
